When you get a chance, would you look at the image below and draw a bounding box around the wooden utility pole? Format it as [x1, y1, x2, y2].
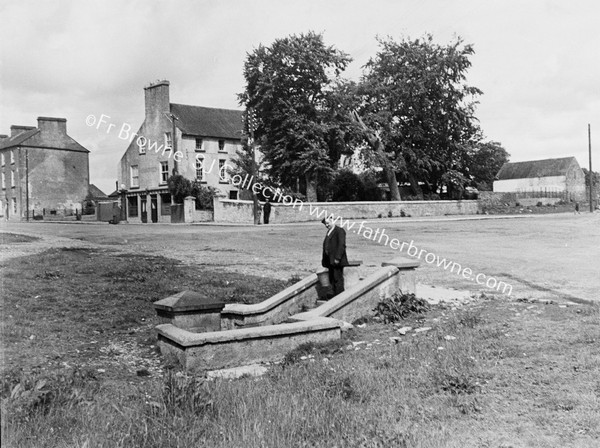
[589, 124, 594, 212]
[25, 148, 29, 221]
[248, 109, 259, 225]
[171, 113, 178, 175]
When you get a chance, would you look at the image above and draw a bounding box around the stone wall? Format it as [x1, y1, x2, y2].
[157, 318, 342, 372]
[292, 261, 418, 325]
[478, 191, 518, 209]
[213, 198, 479, 224]
[184, 196, 213, 223]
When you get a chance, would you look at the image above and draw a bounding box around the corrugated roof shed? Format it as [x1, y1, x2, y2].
[496, 157, 577, 180]
[170, 103, 244, 140]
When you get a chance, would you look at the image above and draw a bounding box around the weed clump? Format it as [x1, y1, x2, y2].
[374, 291, 430, 323]
[281, 340, 347, 366]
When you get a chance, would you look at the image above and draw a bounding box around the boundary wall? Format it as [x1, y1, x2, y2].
[213, 198, 479, 224]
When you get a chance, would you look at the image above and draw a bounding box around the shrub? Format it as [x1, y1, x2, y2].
[167, 175, 193, 203]
[191, 182, 217, 210]
[331, 170, 363, 201]
[358, 170, 382, 201]
[374, 291, 430, 323]
[536, 201, 543, 207]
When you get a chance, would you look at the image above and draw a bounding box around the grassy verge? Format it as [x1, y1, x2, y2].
[0, 248, 289, 377]
[0, 233, 40, 244]
[1, 250, 599, 447]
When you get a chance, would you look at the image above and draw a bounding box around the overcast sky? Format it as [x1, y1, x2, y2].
[1, 0, 598, 194]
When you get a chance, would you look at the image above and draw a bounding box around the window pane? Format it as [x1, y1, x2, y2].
[160, 193, 171, 215]
[127, 196, 138, 217]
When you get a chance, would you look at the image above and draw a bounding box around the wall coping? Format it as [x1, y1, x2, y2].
[292, 265, 400, 321]
[156, 316, 341, 347]
[221, 273, 318, 317]
[154, 291, 225, 313]
[217, 199, 478, 206]
[381, 257, 420, 269]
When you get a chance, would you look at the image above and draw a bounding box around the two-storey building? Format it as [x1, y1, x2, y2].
[118, 80, 244, 223]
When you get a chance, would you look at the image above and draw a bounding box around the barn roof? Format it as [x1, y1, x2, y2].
[496, 157, 578, 180]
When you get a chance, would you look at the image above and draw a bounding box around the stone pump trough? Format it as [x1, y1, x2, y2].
[154, 258, 419, 373]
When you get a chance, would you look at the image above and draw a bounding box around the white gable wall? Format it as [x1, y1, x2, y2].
[493, 175, 566, 193]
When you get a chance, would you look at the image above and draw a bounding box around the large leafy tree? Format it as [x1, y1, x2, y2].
[465, 141, 510, 191]
[359, 35, 482, 199]
[239, 32, 352, 201]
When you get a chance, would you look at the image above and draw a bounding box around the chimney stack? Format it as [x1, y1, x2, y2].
[37, 117, 67, 135]
[144, 80, 170, 121]
[10, 125, 36, 137]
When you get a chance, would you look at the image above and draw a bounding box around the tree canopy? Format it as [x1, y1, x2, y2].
[358, 35, 483, 198]
[465, 141, 510, 191]
[239, 32, 352, 201]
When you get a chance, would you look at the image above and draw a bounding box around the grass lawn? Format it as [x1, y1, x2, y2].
[1, 247, 599, 447]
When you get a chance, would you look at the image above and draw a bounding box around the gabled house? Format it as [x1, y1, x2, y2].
[493, 156, 586, 201]
[0, 117, 90, 220]
[118, 80, 244, 223]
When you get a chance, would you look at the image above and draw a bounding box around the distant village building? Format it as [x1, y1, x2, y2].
[493, 157, 586, 201]
[0, 117, 90, 220]
[118, 80, 244, 223]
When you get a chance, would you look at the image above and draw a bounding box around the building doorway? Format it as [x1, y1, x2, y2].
[151, 195, 158, 223]
[141, 197, 147, 223]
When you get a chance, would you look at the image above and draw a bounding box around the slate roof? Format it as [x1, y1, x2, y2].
[170, 103, 244, 140]
[496, 157, 577, 180]
[0, 127, 89, 153]
[0, 129, 39, 150]
[88, 184, 108, 199]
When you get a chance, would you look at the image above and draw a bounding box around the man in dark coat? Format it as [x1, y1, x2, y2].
[321, 217, 349, 298]
[263, 198, 272, 224]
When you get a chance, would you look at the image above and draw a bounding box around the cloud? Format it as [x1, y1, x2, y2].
[1, 0, 599, 193]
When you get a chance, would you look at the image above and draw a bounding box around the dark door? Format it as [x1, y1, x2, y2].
[151, 195, 158, 223]
[141, 197, 147, 223]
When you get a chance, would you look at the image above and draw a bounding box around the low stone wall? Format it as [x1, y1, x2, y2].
[221, 274, 319, 330]
[157, 317, 342, 372]
[478, 191, 518, 209]
[292, 259, 418, 324]
[213, 198, 479, 223]
[155, 258, 417, 372]
[220, 263, 364, 329]
[184, 196, 214, 223]
[518, 197, 563, 206]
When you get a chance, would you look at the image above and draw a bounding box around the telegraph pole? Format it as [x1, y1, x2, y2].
[25, 148, 29, 221]
[589, 124, 594, 212]
[249, 109, 259, 225]
[171, 113, 178, 175]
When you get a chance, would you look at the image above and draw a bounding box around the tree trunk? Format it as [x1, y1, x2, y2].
[348, 111, 401, 201]
[372, 142, 401, 201]
[383, 164, 401, 201]
[305, 173, 318, 202]
[407, 172, 423, 199]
